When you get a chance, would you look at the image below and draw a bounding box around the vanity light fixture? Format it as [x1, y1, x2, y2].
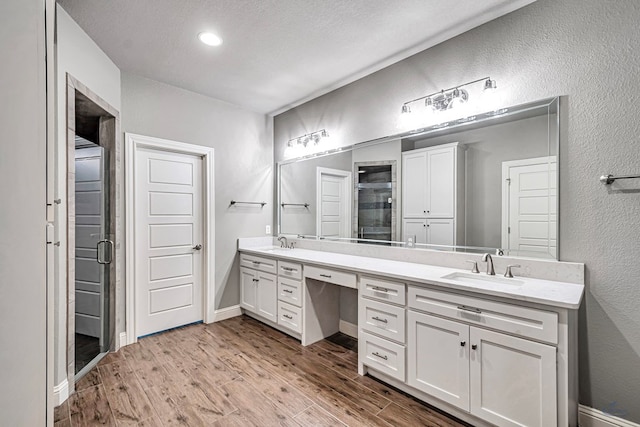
[402, 76, 497, 114]
[198, 31, 223, 46]
[287, 129, 330, 149]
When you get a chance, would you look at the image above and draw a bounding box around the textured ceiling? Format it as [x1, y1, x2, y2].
[57, 0, 535, 115]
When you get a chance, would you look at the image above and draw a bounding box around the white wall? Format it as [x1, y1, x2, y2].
[54, 4, 121, 388]
[121, 73, 273, 313]
[274, 0, 640, 421]
[0, 0, 48, 424]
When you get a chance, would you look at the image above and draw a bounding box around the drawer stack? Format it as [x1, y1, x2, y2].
[277, 260, 303, 333]
[358, 276, 406, 381]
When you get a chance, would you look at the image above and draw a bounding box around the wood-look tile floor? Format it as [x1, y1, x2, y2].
[55, 315, 470, 427]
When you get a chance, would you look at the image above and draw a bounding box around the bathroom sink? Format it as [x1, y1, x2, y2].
[441, 272, 524, 286]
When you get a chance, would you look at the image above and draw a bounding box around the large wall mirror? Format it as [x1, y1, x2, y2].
[277, 97, 559, 259]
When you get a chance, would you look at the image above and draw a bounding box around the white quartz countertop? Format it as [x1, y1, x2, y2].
[239, 246, 584, 309]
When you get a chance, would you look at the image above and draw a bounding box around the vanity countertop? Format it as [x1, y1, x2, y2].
[239, 246, 584, 309]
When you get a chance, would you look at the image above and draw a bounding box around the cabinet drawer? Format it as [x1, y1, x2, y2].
[240, 253, 277, 275]
[305, 265, 356, 289]
[277, 301, 302, 333]
[408, 286, 558, 344]
[278, 260, 302, 280]
[360, 331, 405, 382]
[360, 276, 405, 305]
[360, 298, 405, 344]
[278, 277, 302, 307]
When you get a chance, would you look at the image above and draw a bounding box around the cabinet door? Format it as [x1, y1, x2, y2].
[402, 151, 428, 217]
[470, 327, 557, 427]
[407, 311, 470, 411]
[256, 271, 278, 323]
[426, 218, 454, 246]
[427, 147, 455, 218]
[403, 218, 427, 244]
[240, 267, 257, 312]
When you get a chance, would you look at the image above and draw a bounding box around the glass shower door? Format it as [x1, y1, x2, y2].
[356, 165, 393, 243]
[74, 140, 111, 375]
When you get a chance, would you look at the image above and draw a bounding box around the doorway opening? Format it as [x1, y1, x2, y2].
[66, 75, 120, 387]
[353, 162, 397, 244]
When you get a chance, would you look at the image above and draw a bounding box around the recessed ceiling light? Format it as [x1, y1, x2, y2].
[198, 32, 223, 47]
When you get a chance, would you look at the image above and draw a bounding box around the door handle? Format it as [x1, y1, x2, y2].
[96, 239, 113, 265]
[193, 244, 202, 250]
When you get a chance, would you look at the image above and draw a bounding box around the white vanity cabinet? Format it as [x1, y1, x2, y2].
[402, 143, 464, 245]
[239, 254, 278, 323]
[237, 242, 582, 427]
[407, 285, 558, 427]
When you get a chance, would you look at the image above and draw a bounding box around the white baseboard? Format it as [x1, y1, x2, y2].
[211, 305, 242, 322]
[53, 379, 69, 406]
[117, 331, 128, 350]
[579, 405, 639, 427]
[339, 320, 358, 338]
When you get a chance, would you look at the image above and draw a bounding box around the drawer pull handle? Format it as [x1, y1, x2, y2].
[372, 316, 388, 323]
[457, 305, 482, 314]
[252, 261, 261, 265]
[283, 314, 293, 320]
[281, 267, 295, 271]
[252, 278, 259, 282]
[371, 286, 389, 293]
[372, 352, 388, 361]
[319, 274, 332, 278]
[282, 289, 293, 294]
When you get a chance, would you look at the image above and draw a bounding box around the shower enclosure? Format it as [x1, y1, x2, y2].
[354, 163, 396, 243]
[74, 137, 112, 375]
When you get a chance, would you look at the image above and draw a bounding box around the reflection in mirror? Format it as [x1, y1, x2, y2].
[277, 97, 559, 259]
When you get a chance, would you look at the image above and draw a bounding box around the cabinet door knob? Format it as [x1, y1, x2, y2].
[460, 341, 466, 347]
[472, 344, 478, 350]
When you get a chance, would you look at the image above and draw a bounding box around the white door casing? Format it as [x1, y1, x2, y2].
[502, 157, 557, 258]
[316, 167, 351, 238]
[125, 133, 214, 344]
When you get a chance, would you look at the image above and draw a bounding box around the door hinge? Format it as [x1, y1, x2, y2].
[508, 226, 511, 234]
[506, 178, 511, 185]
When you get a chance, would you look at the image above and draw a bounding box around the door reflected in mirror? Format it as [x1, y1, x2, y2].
[277, 97, 559, 259]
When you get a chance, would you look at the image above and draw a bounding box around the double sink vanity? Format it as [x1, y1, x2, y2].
[238, 237, 584, 427]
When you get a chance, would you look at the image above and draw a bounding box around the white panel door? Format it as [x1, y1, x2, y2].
[135, 148, 203, 337]
[427, 218, 454, 246]
[403, 218, 427, 244]
[502, 157, 557, 258]
[407, 311, 470, 411]
[402, 151, 428, 217]
[427, 147, 455, 218]
[470, 327, 557, 427]
[317, 167, 351, 238]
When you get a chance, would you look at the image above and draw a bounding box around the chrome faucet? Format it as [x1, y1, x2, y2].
[481, 253, 495, 275]
[277, 236, 288, 248]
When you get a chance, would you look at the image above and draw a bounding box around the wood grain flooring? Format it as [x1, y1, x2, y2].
[55, 315, 470, 427]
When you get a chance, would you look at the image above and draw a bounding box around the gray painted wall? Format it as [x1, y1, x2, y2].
[274, 0, 640, 421]
[122, 73, 273, 311]
[413, 115, 552, 249]
[0, 0, 48, 424]
[55, 4, 122, 387]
